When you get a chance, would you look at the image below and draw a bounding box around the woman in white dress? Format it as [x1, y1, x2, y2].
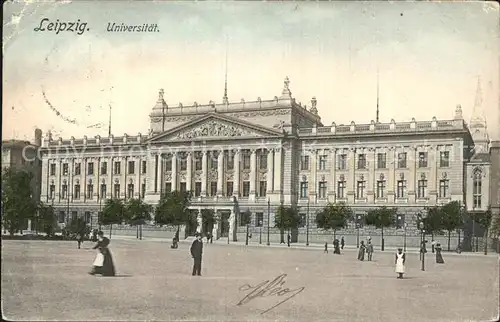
[395, 247, 406, 279]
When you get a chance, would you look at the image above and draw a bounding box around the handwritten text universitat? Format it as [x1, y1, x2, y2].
[107, 23, 159, 33]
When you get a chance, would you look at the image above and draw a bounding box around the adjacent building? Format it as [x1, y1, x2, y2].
[38, 78, 497, 247]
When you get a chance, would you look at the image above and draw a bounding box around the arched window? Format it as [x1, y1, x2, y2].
[472, 169, 482, 209]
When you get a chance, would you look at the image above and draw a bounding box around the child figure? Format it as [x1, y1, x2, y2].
[324, 242, 328, 254]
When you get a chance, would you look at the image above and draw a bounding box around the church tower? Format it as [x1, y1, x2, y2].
[469, 77, 490, 154]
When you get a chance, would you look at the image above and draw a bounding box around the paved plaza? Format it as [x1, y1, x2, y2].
[1, 239, 499, 322]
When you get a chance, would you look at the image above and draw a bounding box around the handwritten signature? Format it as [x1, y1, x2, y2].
[237, 274, 305, 314]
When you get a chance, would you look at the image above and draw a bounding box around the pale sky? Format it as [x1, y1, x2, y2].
[3, 1, 499, 142]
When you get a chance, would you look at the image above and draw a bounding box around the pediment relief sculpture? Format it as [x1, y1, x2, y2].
[176, 120, 256, 140]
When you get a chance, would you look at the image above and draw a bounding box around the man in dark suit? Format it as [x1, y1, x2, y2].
[190, 233, 203, 276]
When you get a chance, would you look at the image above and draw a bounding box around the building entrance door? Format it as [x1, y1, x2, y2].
[220, 211, 230, 237]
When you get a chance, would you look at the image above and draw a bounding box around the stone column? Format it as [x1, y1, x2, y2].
[186, 152, 193, 192]
[429, 146, 437, 201]
[135, 157, 140, 198]
[233, 149, 240, 197]
[408, 147, 417, 202]
[201, 151, 207, 196]
[108, 157, 114, 199]
[229, 209, 236, 242]
[171, 152, 177, 191]
[146, 153, 156, 194]
[212, 209, 219, 239]
[266, 149, 274, 194]
[367, 148, 375, 202]
[156, 154, 163, 194]
[273, 148, 282, 194]
[309, 149, 317, 202]
[217, 150, 224, 196]
[197, 207, 202, 233]
[249, 149, 257, 200]
[328, 149, 336, 203]
[387, 148, 396, 199]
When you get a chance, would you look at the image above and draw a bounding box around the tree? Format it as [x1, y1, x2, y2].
[124, 198, 152, 240]
[240, 209, 252, 245]
[490, 214, 500, 254]
[365, 206, 397, 251]
[66, 216, 90, 239]
[275, 205, 301, 241]
[440, 201, 465, 251]
[475, 207, 493, 255]
[101, 198, 125, 239]
[1, 168, 37, 235]
[422, 206, 444, 251]
[154, 190, 192, 239]
[36, 203, 57, 237]
[315, 202, 352, 241]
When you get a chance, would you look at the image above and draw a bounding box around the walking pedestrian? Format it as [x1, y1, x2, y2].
[435, 243, 444, 264]
[89, 231, 116, 277]
[357, 240, 366, 261]
[333, 238, 341, 254]
[287, 233, 291, 247]
[366, 241, 374, 261]
[340, 236, 345, 250]
[324, 242, 328, 254]
[190, 233, 203, 276]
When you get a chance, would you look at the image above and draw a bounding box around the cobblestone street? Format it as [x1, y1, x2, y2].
[2, 239, 498, 321]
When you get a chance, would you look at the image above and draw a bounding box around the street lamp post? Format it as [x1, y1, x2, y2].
[404, 222, 408, 252]
[259, 220, 263, 244]
[306, 200, 310, 246]
[356, 215, 361, 248]
[419, 221, 425, 271]
[98, 195, 102, 231]
[267, 198, 270, 246]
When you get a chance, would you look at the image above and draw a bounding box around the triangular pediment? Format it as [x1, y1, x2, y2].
[148, 113, 283, 143]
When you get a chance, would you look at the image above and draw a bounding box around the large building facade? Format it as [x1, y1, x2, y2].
[38, 78, 497, 247]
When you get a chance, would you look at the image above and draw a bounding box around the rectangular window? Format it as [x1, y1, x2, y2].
[357, 154, 366, 169]
[356, 180, 365, 199]
[50, 184, 55, 199]
[439, 179, 449, 198]
[141, 160, 147, 174]
[74, 184, 81, 199]
[101, 162, 107, 175]
[85, 211, 91, 223]
[226, 153, 234, 170]
[114, 162, 121, 175]
[440, 151, 450, 167]
[417, 180, 427, 199]
[195, 155, 202, 171]
[418, 152, 428, 168]
[338, 154, 347, 170]
[61, 184, 68, 199]
[127, 183, 134, 198]
[301, 155, 310, 170]
[165, 159, 172, 171]
[113, 184, 120, 198]
[377, 153, 387, 169]
[243, 153, 251, 170]
[337, 181, 345, 199]
[210, 182, 217, 196]
[194, 182, 202, 197]
[62, 163, 68, 175]
[128, 161, 135, 174]
[376, 180, 386, 198]
[226, 182, 233, 196]
[259, 152, 268, 170]
[164, 182, 172, 193]
[299, 213, 306, 228]
[397, 180, 406, 198]
[300, 182, 308, 198]
[100, 184, 107, 199]
[210, 156, 218, 170]
[397, 153, 407, 168]
[180, 158, 187, 171]
[75, 163, 81, 175]
[141, 183, 146, 199]
[255, 213, 264, 227]
[88, 162, 94, 175]
[71, 211, 77, 222]
[396, 214, 405, 229]
[87, 184, 94, 199]
[318, 181, 327, 199]
[242, 182, 250, 197]
[58, 211, 65, 223]
[50, 163, 56, 176]
[179, 182, 187, 193]
[318, 155, 327, 170]
[259, 181, 267, 197]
